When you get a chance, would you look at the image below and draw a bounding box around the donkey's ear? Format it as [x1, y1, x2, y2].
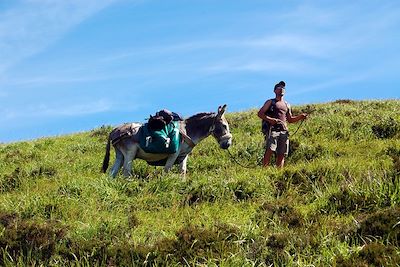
[217, 104, 227, 118]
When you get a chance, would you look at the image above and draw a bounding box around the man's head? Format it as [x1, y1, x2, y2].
[274, 81, 286, 96]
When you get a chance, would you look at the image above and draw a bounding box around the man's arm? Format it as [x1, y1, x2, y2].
[287, 113, 308, 123]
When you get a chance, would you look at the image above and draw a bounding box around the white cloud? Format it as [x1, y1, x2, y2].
[0, 0, 118, 73]
[2, 99, 112, 120]
[292, 74, 372, 97]
[91, 35, 329, 79]
[4, 73, 119, 87]
[204, 58, 317, 75]
[242, 34, 333, 59]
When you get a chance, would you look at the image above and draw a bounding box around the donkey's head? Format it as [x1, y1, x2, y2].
[210, 104, 232, 149]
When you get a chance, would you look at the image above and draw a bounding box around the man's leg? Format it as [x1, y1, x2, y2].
[263, 149, 274, 167]
[275, 131, 289, 168]
[263, 132, 278, 167]
[276, 154, 285, 168]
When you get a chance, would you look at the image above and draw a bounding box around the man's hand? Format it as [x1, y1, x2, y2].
[270, 118, 284, 125]
[301, 113, 308, 120]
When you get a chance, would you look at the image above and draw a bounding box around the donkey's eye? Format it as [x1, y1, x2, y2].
[214, 127, 223, 135]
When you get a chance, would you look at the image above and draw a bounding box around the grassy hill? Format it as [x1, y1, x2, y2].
[1, 99, 399, 266]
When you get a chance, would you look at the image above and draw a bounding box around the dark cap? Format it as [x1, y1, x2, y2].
[274, 81, 286, 90]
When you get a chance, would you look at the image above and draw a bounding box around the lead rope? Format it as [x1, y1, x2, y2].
[227, 147, 261, 169]
[289, 119, 304, 137]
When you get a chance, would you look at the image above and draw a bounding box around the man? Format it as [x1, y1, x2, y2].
[257, 81, 307, 168]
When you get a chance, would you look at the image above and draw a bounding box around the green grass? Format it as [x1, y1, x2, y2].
[1, 99, 400, 266]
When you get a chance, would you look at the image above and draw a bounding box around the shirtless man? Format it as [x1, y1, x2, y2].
[257, 81, 308, 168]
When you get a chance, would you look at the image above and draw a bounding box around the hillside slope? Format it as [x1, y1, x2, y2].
[1, 100, 399, 266]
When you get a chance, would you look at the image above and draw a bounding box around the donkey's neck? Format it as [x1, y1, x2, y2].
[185, 112, 216, 144]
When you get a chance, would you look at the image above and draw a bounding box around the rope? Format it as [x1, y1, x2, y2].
[290, 109, 315, 137]
[289, 119, 305, 137]
[227, 148, 261, 169]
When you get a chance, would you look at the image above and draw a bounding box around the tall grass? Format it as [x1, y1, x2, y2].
[0, 100, 399, 266]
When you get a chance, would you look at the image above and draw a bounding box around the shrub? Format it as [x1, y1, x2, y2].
[90, 125, 113, 139]
[228, 179, 258, 201]
[333, 99, 356, 104]
[154, 223, 240, 264]
[0, 168, 23, 192]
[0, 212, 66, 263]
[372, 117, 400, 139]
[324, 188, 378, 214]
[343, 207, 400, 245]
[256, 200, 304, 228]
[356, 207, 400, 243]
[336, 242, 400, 266]
[288, 142, 330, 162]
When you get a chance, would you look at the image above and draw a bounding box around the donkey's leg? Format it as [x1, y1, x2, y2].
[178, 155, 188, 176]
[122, 144, 138, 177]
[164, 152, 180, 173]
[110, 148, 124, 178]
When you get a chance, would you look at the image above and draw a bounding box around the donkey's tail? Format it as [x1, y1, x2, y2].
[102, 136, 111, 173]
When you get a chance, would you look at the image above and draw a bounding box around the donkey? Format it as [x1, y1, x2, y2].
[102, 105, 232, 177]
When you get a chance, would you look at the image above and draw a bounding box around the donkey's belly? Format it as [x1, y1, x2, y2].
[136, 147, 170, 162]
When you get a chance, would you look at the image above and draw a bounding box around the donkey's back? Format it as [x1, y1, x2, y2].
[109, 123, 141, 145]
[102, 123, 141, 173]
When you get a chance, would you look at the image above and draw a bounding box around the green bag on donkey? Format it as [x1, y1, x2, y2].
[139, 121, 181, 154]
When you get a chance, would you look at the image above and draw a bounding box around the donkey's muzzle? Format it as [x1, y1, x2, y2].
[219, 134, 232, 149]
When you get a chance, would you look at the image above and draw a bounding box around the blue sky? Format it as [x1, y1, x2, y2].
[1, 0, 399, 143]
